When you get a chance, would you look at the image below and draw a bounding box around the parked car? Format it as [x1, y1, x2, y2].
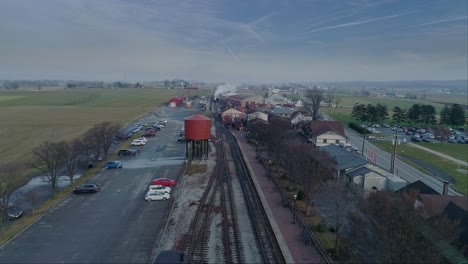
[105, 161, 123, 169]
[151, 178, 177, 187]
[4, 205, 23, 220]
[145, 191, 170, 201]
[148, 185, 171, 194]
[422, 137, 433, 143]
[411, 135, 422, 142]
[176, 136, 186, 143]
[118, 149, 137, 156]
[73, 183, 101, 194]
[136, 137, 148, 143]
[382, 123, 390, 128]
[144, 129, 156, 137]
[131, 139, 146, 146]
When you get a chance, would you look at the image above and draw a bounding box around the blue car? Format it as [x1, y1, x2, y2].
[105, 161, 123, 169]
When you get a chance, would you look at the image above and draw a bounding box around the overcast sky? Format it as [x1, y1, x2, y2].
[0, 0, 467, 82]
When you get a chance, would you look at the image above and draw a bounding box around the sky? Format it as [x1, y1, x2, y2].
[0, 0, 467, 83]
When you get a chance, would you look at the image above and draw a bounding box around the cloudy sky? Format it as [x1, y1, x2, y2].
[0, 0, 466, 82]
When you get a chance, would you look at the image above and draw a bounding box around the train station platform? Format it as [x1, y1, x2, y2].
[232, 132, 323, 264]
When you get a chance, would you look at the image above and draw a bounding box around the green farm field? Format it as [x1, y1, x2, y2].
[0, 88, 206, 167]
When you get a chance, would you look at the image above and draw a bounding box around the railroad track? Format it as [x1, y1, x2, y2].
[178, 112, 284, 263]
[221, 126, 285, 264]
[178, 124, 244, 263]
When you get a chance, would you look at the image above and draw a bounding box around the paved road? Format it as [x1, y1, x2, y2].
[346, 129, 462, 196]
[0, 106, 199, 263]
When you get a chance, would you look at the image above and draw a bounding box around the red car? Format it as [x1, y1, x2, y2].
[144, 129, 156, 137]
[151, 178, 176, 187]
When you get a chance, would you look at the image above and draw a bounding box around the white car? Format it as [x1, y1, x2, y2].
[148, 185, 171, 194]
[145, 191, 170, 201]
[137, 137, 148, 143]
[131, 139, 146, 146]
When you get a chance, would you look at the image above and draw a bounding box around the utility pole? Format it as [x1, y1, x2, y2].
[391, 128, 398, 174]
[361, 133, 366, 157]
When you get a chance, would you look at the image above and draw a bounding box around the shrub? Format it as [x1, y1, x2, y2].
[349, 122, 369, 134]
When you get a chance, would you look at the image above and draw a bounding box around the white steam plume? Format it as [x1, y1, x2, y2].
[214, 83, 237, 98]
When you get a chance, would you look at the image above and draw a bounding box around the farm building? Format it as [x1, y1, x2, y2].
[290, 111, 311, 127]
[307, 121, 346, 147]
[346, 164, 391, 191]
[168, 97, 184, 107]
[221, 108, 246, 124]
[321, 144, 369, 181]
[247, 111, 268, 122]
[225, 94, 255, 109]
[269, 106, 295, 118]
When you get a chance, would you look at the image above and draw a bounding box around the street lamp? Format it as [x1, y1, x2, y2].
[293, 194, 297, 224]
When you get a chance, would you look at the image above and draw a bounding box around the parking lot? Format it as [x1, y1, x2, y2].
[0, 104, 201, 263]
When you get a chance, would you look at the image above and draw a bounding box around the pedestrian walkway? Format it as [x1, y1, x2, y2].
[407, 142, 468, 167]
[233, 132, 323, 264]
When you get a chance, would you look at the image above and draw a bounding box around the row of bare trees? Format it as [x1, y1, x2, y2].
[248, 117, 336, 216]
[31, 121, 121, 193]
[247, 117, 460, 262]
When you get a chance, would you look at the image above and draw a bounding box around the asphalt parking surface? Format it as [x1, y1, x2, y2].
[0, 105, 202, 263]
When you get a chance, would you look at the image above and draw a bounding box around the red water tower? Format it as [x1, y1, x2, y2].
[184, 114, 211, 159]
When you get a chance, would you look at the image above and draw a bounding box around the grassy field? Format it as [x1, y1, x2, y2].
[417, 142, 468, 163]
[0, 88, 204, 167]
[372, 141, 468, 194]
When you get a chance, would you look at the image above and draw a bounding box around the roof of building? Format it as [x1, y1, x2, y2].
[269, 107, 295, 115]
[222, 108, 244, 115]
[321, 144, 369, 171]
[420, 194, 468, 217]
[185, 114, 210, 121]
[226, 94, 254, 100]
[347, 166, 373, 178]
[290, 111, 304, 120]
[310, 121, 346, 138]
[397, 180, 440, 195]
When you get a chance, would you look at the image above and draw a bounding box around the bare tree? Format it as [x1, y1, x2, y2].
[266, 117, 291, 172]
[304, 86, 324, 121]
[293, 145, 334, 215]
[32, 141, 63, 193]
[26, 189, 39, 215]
[326, 180, 361, 254]
[57, 139, 81, 184]
[85, 122, 122, 160]
[347, 190, 450, 263]
[334, 96, 342, 108]
[434, 126, 452, 144]
[100, 122, 122, 159]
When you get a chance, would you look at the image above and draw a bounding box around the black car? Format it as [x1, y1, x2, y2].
[118, 149, 137, 156]
[73, 183, 100, 194]
[176, 136, 186, 143]
[7, 205, 23, 220]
